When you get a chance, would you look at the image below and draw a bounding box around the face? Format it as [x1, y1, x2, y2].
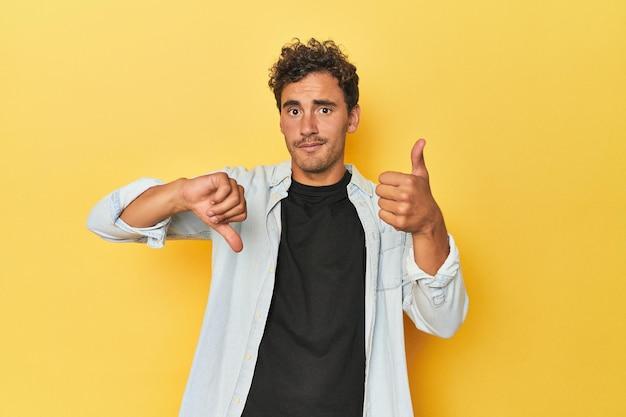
[279, 71, 360, 186]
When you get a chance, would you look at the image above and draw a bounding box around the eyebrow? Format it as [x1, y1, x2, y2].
[281, 99, 339, 109]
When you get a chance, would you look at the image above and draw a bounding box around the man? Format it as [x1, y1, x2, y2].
[87, 38, 468, 417]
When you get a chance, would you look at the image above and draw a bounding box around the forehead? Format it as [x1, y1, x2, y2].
[281, 72, 344, 105]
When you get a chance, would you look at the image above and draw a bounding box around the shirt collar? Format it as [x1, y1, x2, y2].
[346, 164, 374, 197]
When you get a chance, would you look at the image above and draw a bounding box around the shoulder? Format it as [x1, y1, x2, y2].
[222, 161, 291, 188]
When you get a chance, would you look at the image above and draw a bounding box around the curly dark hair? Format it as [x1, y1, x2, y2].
[268, 38, 359, 113]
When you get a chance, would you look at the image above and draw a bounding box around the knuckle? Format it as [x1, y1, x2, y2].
[396, 205, 409, 216]
[398, 191, 411, 202]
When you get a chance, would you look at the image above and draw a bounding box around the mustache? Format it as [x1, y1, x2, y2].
[294, 136, 328, 147]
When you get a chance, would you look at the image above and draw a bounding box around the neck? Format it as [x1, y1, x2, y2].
[291, 163, 347, 186]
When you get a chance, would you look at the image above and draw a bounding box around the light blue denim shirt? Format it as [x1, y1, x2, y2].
[87, 161, 469, 417]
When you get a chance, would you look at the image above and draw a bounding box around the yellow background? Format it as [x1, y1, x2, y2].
[2, 0, 625, 416]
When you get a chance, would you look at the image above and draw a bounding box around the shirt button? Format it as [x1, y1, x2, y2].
[269, 267, 275, 273]
[255, 312, 261, 319]
[245, 354, 252, 360]
[233, 397, 241, 404]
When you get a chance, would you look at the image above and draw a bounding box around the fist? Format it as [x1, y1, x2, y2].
[375, 139, 441, 235]
[181, 172, 247, 252]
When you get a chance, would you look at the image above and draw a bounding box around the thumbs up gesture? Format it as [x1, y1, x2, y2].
[376, 139, 444, 236]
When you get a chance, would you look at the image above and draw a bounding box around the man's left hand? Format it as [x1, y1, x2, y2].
[376, 139, 443, 236]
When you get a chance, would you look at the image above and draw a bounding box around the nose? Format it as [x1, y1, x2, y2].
[300, 112, 318, 137]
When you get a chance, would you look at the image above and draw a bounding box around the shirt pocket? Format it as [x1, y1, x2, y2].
[377, 231, 405, 291]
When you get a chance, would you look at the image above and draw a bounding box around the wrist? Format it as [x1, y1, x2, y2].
[171, 178, 191, 215]
[411, 215, 449, 275]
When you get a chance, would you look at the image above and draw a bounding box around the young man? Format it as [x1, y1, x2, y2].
[87, 38, 468, 417]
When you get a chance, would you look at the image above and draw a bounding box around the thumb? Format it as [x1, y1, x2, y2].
[214, 223, 244, 252]
[411, 138, 428, 177]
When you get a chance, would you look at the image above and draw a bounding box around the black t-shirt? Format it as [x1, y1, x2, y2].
[242, 171, 366, 417]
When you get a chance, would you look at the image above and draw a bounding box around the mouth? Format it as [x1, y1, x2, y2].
[295, 137, 326, 152]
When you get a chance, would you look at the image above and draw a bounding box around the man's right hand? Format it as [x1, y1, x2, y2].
[179, 173, 247, 252]
[120, 172, 247, 252]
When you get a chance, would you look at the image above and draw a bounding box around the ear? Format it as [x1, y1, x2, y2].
[347, 104, 360, 133]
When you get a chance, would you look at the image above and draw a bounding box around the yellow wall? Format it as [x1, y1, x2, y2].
[2, 1, 625, 416]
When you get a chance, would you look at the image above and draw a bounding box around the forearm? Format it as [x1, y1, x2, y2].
[86, 177, 172, 245]
[120, 178, 187, 228]
[411, 212, 449, 275]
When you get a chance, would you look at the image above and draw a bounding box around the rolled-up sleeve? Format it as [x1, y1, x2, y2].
[402, 234, 469, 338]
[86, 178, 170, 248]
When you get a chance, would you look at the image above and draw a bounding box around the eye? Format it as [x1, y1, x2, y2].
[288, 108, 300, 116]
[319, 107, 332, 114]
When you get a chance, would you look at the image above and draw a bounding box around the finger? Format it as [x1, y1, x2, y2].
[208, 183, 243, 217]
[206, 185, 247, 225]
[377, 196, 399, 214]
[375, 182, 399, 200]
[223, 185, 247, 222]
[378, 171, 407, 187]
[218, 200, 247, 223]
[377, 209, 402, 231]
[378, 195, 414, 219]
[209, 175, 235, 204]
[213, 223, 244, 252]
[411, 139, 428, 177]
